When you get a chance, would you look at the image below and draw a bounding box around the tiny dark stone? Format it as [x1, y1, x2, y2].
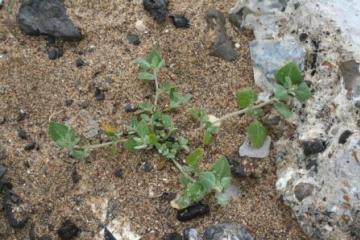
[306, 159, 318, 172]
[124, 103, 137, 113]
[339, 130, 353, 144]
[294, 2, 300, 10]
[24, 142, 37, 151]
[177, 203, 210, 222]
[127, 33, 141, 45]
[17, 128, 28, 140]
[0, 116, 6, 124]
[104, 227, 117, 240]
[304, 80, 312, 87]
[160, 192, 176, 202]
[162, 232, 182, 240]
[143, 0, 168, 23]
[0, 165, 7, 179]
[170, 15, 190, 28]
[294, 182, 314, 201]
[57, 220, 80, 240]
[48, 47, 64, 60]
[17, 110, 27, 122]
[142, 161, 152, 172]
[71, 169, 81, 184]
[65, 99, 74, 107]
[3, 191, 28, 229]
[113, 168, 123, 178]
[95, 88, 105, 101]
[299, 33, 308, 42]
[229, 158, 246, 179]
[75, 58, 85, 67]
[303, 140, 327, 156]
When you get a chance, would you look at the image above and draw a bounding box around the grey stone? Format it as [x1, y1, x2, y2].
[239, 136, 271, 158]
[340, 60, 360, 101]
[203, 224, 253, 240]
[294, 182, 314, 202]
[17, 0, 81, 41]
[249, 39, 306, 91]
[183, 228, 198, 240]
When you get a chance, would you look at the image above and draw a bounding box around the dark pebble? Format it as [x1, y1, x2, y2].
[170, 15, 190, 28]
[0, 116, 6, 124]
[47, 36, 56, 45]
[127, 33, 141, 45]
[65, 99, 74, 107]
[48, 47, 64, 60]
[113, 168, 123, 178]
[338, 130, 353, 144]
[75, 58, 85, 67]
[160, 192, 176, 202]
[143, 0, 168, 23]
[104, 227, 117, 240]
[299, 33, 308, 42]
[229, 158, 246, 179]
[71, 169, 81, 184]
[124, 103, 137, 113]
[17, 128, 28, 140]
[162, 232, 182, 240]
[304, 80, 312, 87]
[0, 165, 7, 179]
[17, 110, 27, 122]
[3, 191, 29, 229]
[142, 161, 152, 172]
[177, 203, 210, 222]
[303, 140, 327, 156]
[57, 220, 80, 240]
[95, 88, 105, 101]
[24, 142, 37, 151]
[294, 182, 314, 201]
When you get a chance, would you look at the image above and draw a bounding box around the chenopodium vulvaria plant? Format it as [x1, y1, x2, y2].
[48, 49, 233, 209]
[192, 62, 312, 148]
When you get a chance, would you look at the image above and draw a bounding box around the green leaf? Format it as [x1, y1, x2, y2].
[123, 138, 138, 151]
[294, 82, 312, 102]
[220, 177, 232, 190]
[136, 120, 149, 138]
[273, 102, 293, 119]
[212, 156, 231, 180]
[203, 130, 214, 145]
[169, 88, 192, 109]
[186, 148, 204, 167]
[215, 192, 229, 206]
[49, 122, 78, 149]
[139, 72, 155, 81]
[247, 120, 267, 148]
[70, 148, 90, 159]
[199, 171, 216, 190]
[274, 84, 289, 101]
[146, 49, 163, 69]
[180, 173, 192, 186]
[135, 58, 151, 70]
[189, 108, 208, 123]
[275, 62, 303, 85]
[283, 77, 293, 89]
[138, 102, 156, 113]
[236, 88, 257, 109]
[186, 182, 207, 203]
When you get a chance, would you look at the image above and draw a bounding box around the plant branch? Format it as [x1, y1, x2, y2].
[171, 159, 196, 183]
[154, 69, 160, 105]
[75, 139, 125, 150]
[215, 98, 277, 124]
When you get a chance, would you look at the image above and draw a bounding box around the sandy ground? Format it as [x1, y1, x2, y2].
[0, 0, 308, 239]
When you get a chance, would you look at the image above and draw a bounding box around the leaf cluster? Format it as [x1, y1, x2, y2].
[189, 108, 219, 145]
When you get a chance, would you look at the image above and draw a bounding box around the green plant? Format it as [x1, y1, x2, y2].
[49, 51, 312, 210]
[193, 62, 312, 148]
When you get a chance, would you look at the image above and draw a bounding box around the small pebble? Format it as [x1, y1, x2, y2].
[71, 169, 81, 184]
[104, 227, 116, 240]
[127, 33, 141, 45]
[75, 58, 85, 67]
[95, 88, 105, 101]
[160, 192, 176, 202]
[135, 20, 147, 32]
[143, 0, 168, 23]
[65, 99, 74, 107]
[338, 130, 353, 144]
[17, 110, 27, 122]
[303, 140, 327, 156]
[57, 220, 80, 240]
[48, 47, 64, 60]
[17, 128, 28, 140]
[162, 232, 182, 240]
[113, 168, 123, 178]
[183, 228, 198, 240]
[235, 43, 240, 49]
[124, 103, 137, 113]
[299, 33, 308, 42]
[141, 161, 153, 172]
[177, 203, 210, 222]
[0, 165, 7, 179]
[170, 15, 190, 28]
[24, 142, 37, 151]
[294, 182, 314, 201]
